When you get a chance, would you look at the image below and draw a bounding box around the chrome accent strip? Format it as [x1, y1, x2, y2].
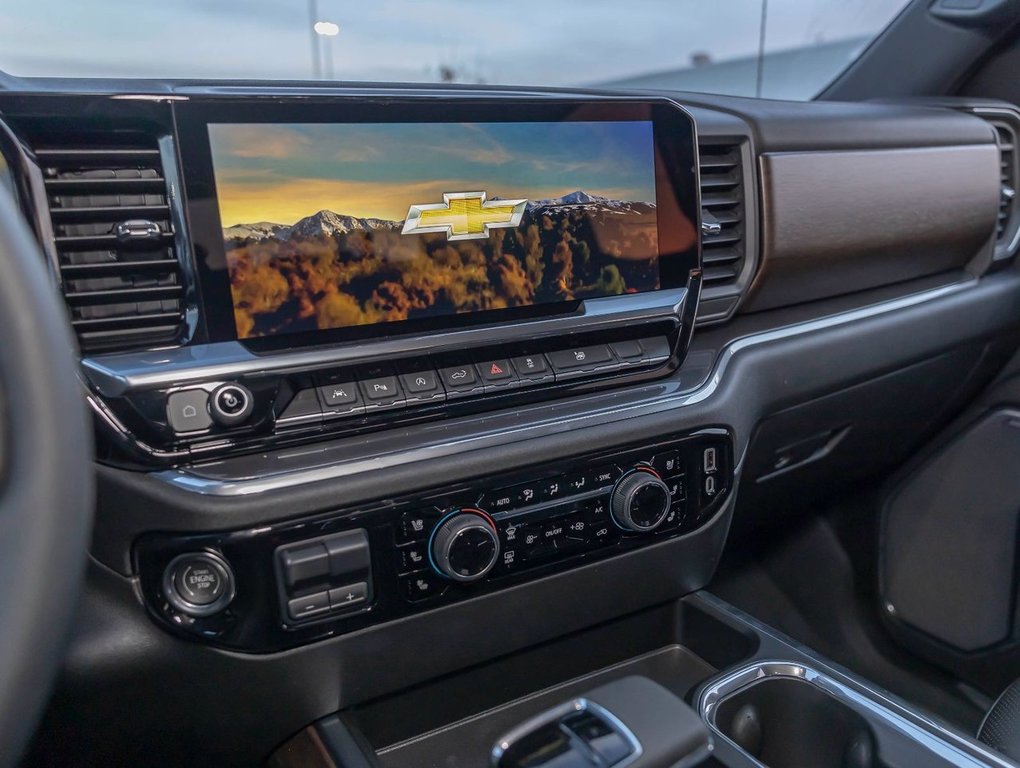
[158, 133, 201, 344]
[150, 279, 976, 496]
[81, 288, 688, 398]
[699, 660, 1015, 768]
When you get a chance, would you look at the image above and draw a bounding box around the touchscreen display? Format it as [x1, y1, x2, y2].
[209, 121, 675, 339]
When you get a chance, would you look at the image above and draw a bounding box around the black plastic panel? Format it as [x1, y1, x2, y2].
[883, 408, 1020, 652]
[106, 328, 679, 462]
[134, 429, 732, 652]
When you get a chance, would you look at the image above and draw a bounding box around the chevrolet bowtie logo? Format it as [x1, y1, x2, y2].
[401, 191, 527, 241]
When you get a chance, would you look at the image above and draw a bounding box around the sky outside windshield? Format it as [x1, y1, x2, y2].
[0, 0, 911, 99]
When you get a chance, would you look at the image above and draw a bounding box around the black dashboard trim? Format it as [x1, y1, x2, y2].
[87, 268, 1020, 574]
[82, 289, 691, 398]
[153, 277, 984, 496]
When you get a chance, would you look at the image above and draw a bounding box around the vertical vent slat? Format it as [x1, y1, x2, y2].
[699, 142, 746, 287]
[40, 136, 185, 353]
[991, 121, 1018, 244]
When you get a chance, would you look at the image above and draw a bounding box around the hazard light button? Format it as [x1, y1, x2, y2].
[478, 357, 518, 390]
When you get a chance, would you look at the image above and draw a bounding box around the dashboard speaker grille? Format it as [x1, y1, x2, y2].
[699, 142, 746, 287]
[39, 138, 185, 354]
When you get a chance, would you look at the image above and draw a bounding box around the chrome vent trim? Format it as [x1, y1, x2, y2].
[968, 107, 1020, 260]
[699, 141, 746, 288]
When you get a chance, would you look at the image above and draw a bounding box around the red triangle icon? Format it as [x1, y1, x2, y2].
[490, 363, 504, 375]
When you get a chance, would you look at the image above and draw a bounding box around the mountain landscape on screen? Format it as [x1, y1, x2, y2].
[223, 192, 660, 338]
[207, 120, 679, 338]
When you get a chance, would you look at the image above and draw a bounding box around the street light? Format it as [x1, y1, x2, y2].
[313, 20, 340, 80]
[313, 21, 339, 36]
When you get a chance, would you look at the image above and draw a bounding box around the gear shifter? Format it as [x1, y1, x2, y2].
[491, 676, 709, 768]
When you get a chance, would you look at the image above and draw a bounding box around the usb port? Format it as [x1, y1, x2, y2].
[703, 447, 718, 473]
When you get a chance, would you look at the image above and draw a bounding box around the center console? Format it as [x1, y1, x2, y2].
[0, 90, 728, 656]
[267, 594, 1012, 768]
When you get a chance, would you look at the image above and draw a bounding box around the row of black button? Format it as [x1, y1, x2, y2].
[479, 449, 685, 516]
[478, 464, 621, 513]
[286, 581, 370, 621]
[397, 487, 704, 603]
[391, 442, 716, 604]
[395, 509, 444, 601]
[275, 530, 374, 622]
[498, 498, 616, 570]
[277, 337, 670, 425]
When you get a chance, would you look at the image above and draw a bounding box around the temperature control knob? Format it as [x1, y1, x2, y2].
[430, 509, 500, 582]
[611, 469, 672, 532]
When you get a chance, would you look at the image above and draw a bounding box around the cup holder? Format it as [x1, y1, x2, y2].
[699, 662, 992, 768]
[714, 675, 882, 767]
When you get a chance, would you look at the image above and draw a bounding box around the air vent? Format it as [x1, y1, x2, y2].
[991, 120, 1018, 248]
[39, 139, 185, 354]
[699, 142, 746, 287]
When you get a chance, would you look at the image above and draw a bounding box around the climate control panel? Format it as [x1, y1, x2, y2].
[135, 429, 732, 652]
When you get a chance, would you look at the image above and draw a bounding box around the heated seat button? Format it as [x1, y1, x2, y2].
[328, 582, 369, 610]
[666, 476, 686, 501]
[166, 389, 212, 433]
[287, 591, 331, 621]
[401, 572, 445, 602]
[659, 502, 684, 532]
[396, 509, 440, 543]
[652, 450, 683, 478]
[397, 543, 429, 574]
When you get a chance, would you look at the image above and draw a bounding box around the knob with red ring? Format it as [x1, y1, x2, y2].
[428, 508, 500, 582]
[610, 467, 672, 532]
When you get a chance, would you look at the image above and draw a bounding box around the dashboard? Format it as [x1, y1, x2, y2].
[4, 81, 1020, 766]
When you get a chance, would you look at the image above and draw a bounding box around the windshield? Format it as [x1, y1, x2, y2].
[0, 0, 910, 100]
